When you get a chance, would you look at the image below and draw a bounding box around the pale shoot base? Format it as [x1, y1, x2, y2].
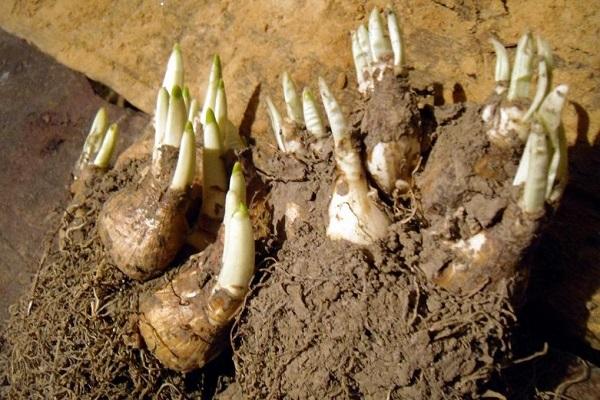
[93, 124, 119, 169]
[169, 123, 196, 191]
[78, 107, 108, 170]
[327, 177, 390, 245]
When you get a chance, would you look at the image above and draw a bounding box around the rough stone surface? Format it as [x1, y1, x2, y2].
[0, 0, 597, 146]
[0, 28, 149, 325]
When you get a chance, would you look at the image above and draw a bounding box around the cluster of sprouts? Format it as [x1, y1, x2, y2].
[351, 8, 404, 94]
[78, 44, 254, 293]
[76, 107, 119, 172]
[153, 45, 255, 296]
[265, 7, 570, 249]
[266, 8, 412, 245]
[486, 34, 569, 213]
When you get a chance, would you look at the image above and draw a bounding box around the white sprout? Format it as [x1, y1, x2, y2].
[201, 109, 227, 220]
[368, 8, 393, 63]
[319, 77, 390, 244]
[490, 38, 510, 86]
[201, 55, 222, 125]
[302, 87, 326, 139]
[283, 72, 304, 126]
[153, 87, 169, 159]
[162, 85, 186, 148]
[265, 96, 286, 152]
[215, 203, 255, 300]
[79, 107, 109, 168]
[507, 32, 535, 101]
[521, 123, 550, 214]
[162, 44, 184, 94]
[386, 9, 404, 68]
[170, 123, 196, 191]
[93, 123, 119, 168]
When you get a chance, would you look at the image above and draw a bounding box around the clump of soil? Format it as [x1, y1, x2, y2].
[233, 222, 514, 399]
[417, 103, 542, 297]
[232, 75, 520, 398]
[0, 155, 226, 398]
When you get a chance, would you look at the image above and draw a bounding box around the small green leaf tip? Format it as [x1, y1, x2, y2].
[205, 108, 216, 124]
[171, 85, 183, 98]
[218, 79, 225, 90]
[236, 202, 249, 216]
[182, 86, 190, 97]
[185, 121, 194, 133]
[213, 54, 221, 73]
[303, 88, 315, 100]
[232, 161, 242, 174]
[173, 42, 181, 52]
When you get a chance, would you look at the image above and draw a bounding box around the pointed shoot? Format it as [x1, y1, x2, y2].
[202, 108, 227, 219]
[302, 87, 327, 139]
[357, 24, 373, 64]
[93, 123, 119, 168]
[80, 107, 109, 167]
[318, 77, 348, 145]
[162, 43, 184, 95]
[513, 131, 533, 186]
[217, 203, 255, 298]
[265, 96, 286, 152]
[507, 32, 535, 101]
[222, 162, 246, 269]
[522, 125, 550, 214]
[215, 79, 228, 127]
[154, 87, 169, 156]
[351, 31, 368, 89]
[163, 86, 186, 147]
[538, 84, 569, 199]
[282, 72, 304, 126]
[538, 84, 568, 136]
[187, 98, 199, 124]
[182, 86, 191, 113]
[490, 38, 510, 83]
[170, 122, 196, 190]
[537, 36, 554, 82]
[368, 8, 393, 63]
[201, 54, 222, 125]
[523, 59, 550, 121]
[386, 9, 404, 68]
[229, 161, 247, 204]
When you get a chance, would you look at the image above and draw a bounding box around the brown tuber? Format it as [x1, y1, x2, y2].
[98, 89, 196, 281]
[139, 183, 255, 371]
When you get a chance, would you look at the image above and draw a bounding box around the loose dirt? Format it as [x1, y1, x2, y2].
[232, 73, 517, 399]
[0, 156, 223, 399]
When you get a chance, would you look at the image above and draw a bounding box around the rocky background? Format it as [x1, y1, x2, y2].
[1, 0, 597, 144]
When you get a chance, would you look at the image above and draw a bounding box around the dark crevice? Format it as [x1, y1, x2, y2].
[87, 78, 142, 112]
